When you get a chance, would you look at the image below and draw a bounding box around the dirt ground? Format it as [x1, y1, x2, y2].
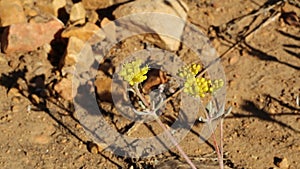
[0, 0, 300, 169]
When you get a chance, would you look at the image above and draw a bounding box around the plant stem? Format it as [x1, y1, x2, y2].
[220, 118, 224, 167]
[153, 113, 197, 169]
[133, 85, 197, 168]
[133, 84, 150, 108]
[208, 120, 223, 169]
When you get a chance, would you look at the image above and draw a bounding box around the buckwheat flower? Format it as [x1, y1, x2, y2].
[178, 64, 202, 78]
[119, 60, 149, 86]
[209, 79, 224, 93]
[190, 63, 201, 75]
[178, 64, 223, 98]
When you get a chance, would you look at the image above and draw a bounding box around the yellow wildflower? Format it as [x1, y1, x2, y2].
[119, 60, 149, 86]
[178, 64, 223, 97]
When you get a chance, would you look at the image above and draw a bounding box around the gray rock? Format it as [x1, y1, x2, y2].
[113, 0, 188, 51]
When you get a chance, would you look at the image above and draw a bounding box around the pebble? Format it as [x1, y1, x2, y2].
[82, 0, 128, 10]
[0, 0, 27, 27]
[7, 88, 21, 98]
[87, 142, 99, 154]
[36, 0, 66, 17]
[61, 36, 85, 66]
[274, 157, 289, 169]
[53, 77, 73, 101]
[229, 54, 239, 65]
[1, 19, 64, 53]
[61, 22, 105, 42]
[101, 17, 116, 41]
[86, 10, 99, 23]
[30, 94, 40, 104]
[11, 96, 21, 104]
[69, 2, 86, 25]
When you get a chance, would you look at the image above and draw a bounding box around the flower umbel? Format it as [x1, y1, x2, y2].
[119, 60, 149, 86]
[178, 64, 223, 97]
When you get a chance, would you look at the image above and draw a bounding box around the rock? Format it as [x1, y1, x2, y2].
[61, 22, 105, 43]
[82, 0, 128, 10]
[54, 77, 73, 100]
[274, 157, 289, 169]
[229, 54, 239, 65]
[0, 0, 27, 27]
[62, 36, 85, 66]
[23, 6, 38, 17]
[86, 10, 99, 23]
[7, 88, 21, 98]
[36, 0, 66, 17]
[88, 142, 99, 154]
[0, 53, 7, 63]
[70, 2, 86, 25]
[87, 141, 107, 154]
[113, 0, 188, 51]
[1, 19, 64, 53]
[30, 94, 40, 104]
[100, 17, 116, 41]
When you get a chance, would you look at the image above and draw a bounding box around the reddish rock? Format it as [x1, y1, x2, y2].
[54, 77, 73, 101]
[1, 19, 64, 53]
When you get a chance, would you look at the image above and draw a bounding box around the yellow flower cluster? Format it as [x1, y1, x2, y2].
[178, 64, 223, 97]
[119, 60, 149, 86]
[178, 63, 201, 77]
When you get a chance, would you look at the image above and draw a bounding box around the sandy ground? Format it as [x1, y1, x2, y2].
[0, 0, 299, 168]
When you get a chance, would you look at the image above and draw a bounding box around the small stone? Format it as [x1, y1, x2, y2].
[54, 77, 73, 101]
[42, 44, 52, 53]
[62, 36, 85, 66]
[75, 123, 82, 129]
[1, 19, 64, 53]
[101, 17, 116, 41]
[274, 157, 289, 169]
[61, 22, 105, 43]
[36, 0, 66, 17]
[229, 54, 239, 65]
[0, 0, 27, 27]
[70, 2, 86, 25]
[30, 94, 40, 104]
[12, 96, 21, 104]
[87, 142, 99, 154]
[82, 0, 128, 10]
[86, 10, 99, 23]
[7, 88, 21, 98]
